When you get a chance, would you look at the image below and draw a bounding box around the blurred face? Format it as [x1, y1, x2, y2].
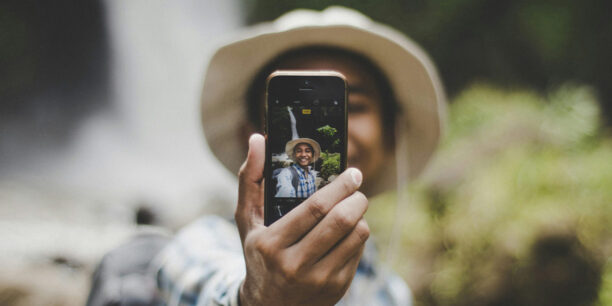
[274, 53, 388, 191]
[294, 143, 313, 168]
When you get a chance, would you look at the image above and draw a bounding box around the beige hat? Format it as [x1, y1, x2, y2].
[285, 138, 321, 164]
[201, 6, 447, 190]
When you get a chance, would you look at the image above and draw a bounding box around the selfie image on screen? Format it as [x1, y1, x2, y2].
[269, 102, 344, 199]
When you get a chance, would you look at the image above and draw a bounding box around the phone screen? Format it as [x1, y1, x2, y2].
[264, 72, 347, 225]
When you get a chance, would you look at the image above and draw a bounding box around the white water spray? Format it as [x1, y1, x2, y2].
[0, 1, 244, 288]
[287, 106, 300, 140]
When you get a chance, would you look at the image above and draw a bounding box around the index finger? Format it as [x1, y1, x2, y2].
[268, 168, 363, 246]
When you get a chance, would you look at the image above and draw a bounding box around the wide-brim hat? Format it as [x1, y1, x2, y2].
[201, 6, 447, 193]
[285, 138, 321, 163]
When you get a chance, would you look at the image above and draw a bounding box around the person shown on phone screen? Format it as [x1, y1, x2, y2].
[275, 139, 320, 198]
[87, 6, 446, 306]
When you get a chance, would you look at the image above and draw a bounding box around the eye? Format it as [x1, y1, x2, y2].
[348, 103, 369, 114]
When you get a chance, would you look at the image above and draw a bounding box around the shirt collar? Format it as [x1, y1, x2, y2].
[292, 163, 311, 175]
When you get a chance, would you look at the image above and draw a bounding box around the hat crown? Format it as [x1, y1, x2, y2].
[275, 6, 372, 31]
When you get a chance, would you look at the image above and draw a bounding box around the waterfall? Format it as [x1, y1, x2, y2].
[2, 0, 244, 229]
[288, 106, 300, 140]
[80, 0, 245, 225]
[0, 2, 245, 302]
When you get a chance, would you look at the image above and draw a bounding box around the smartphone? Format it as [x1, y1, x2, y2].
[264, 71, 348, 226]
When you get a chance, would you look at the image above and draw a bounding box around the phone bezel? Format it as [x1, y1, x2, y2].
[264, 70, 348, 226]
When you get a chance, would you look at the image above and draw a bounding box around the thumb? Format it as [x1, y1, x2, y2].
[236, 134, 265, 237]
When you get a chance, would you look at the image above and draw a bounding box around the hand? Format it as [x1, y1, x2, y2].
[236, 134, 370, 306]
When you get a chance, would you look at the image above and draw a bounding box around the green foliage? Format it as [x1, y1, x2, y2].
[316, 125, 340, 153]
[243, 0, 612, 121]
[366, 83, 612, 305]
[319, 152, 340, 180]
[316, 124, 337, 137]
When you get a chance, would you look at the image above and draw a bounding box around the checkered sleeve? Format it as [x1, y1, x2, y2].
[340, 241, 413, 306]
[153, 215, 246, 306]
[153, 216, 413, 306]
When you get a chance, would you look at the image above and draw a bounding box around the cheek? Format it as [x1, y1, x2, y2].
[347, 114, 384, 164]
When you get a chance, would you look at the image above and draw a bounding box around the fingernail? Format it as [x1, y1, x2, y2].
[351, 168, 362, 187]
[248, 134, 262, 151]
[249, 134, 258, 145]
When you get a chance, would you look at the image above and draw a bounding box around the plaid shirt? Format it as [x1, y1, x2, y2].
[275, 164, 317, 198]
[293, 164, 316, 198]
[154, 215, 412, 306]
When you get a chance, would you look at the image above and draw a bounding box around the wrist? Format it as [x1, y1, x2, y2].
[239, 277, 259, 306]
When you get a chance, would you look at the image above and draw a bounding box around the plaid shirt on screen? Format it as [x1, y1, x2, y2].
[293, 164, 316, 198]
[153, 215, 412, 306]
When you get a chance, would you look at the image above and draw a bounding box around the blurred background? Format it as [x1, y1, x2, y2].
[0, 0, 610, 305]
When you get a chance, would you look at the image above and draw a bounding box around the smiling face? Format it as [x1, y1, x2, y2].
[245, 47, 396, 196]
[293, 143, 314, 168]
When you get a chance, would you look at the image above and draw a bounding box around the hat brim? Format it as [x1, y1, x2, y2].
[201, 7, 446, 194]
[285, 138, 321, 163]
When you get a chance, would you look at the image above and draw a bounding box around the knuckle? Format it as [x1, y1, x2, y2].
[353, 191, 368, 205]
[251, 235, 264, 250]
[307, 271, 329, 289]
[333, 276, 352, 293]
[354, 220, 371, 243]
[347, 192, 368, 215]
[332, 212, 355, 233]
[306, 196, 327, 220]
[252, 236, 274, 257]
[279, 261, 300, 283]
